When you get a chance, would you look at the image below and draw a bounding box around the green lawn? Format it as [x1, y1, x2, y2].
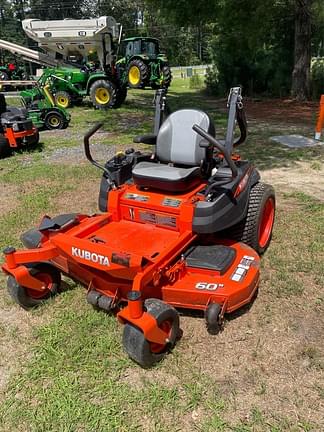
[0, 79, 323, 431]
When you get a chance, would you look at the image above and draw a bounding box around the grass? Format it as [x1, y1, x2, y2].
[0, 78, 324, 431]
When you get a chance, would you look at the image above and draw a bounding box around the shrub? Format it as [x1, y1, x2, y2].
[189, 74, 203, 89]
[205, 65, 222, 95]
[311, 57, 324, 99]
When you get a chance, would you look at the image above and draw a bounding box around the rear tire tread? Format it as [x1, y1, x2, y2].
[229, 182, 275, 254]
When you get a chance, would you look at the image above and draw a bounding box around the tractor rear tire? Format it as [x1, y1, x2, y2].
[7, 263, 61, 310]
[90, 80, 117, 109]
[228, 182, 275, 254]
[127, 59, 148, 88]
[0, 134, 10, 159]
[114, 85, 127, 108]
[44, 111, 65, 130]
[122, 298, 180, 368]
[161, 64, 172, 88]
[55, 91, 72, 109]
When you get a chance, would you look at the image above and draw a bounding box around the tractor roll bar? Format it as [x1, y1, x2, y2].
[193, 124, 238, 178]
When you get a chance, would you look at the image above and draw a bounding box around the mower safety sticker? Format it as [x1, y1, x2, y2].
[72, 247, 110, 266]
[231, 255, 254, 282]
[139, 211, 177, 228]
[162, 197, 182, 208]
[124, 193, 149, 202]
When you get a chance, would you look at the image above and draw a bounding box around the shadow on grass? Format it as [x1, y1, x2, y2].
[8, 139, 45, 159]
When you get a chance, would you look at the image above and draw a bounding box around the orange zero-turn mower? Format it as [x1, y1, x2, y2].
[2, 87, 275, 367]
[0, 93, 39, 158]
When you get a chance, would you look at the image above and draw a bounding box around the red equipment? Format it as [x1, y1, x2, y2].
[2, 87, 275, 367]
[0, 93, 39, 158]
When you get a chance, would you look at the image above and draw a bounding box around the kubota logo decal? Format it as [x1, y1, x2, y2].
[71, 247, 110, 266]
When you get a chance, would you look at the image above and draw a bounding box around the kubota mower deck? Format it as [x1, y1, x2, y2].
[2, 87, 275, 367]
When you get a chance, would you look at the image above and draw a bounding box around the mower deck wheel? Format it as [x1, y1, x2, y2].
[229, 182, 275, 254]
[205, 303, 222, 335]
[7, 263, 61, 310]
[87, 289, 102, 307]
[122, 298, 180, 368]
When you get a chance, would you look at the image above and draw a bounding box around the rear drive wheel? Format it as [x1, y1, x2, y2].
[7, 263, 61, 310]
[28, 130, 40, 146]
[0, 134, 10, 159]
[229, 182, 275, 254]
[55, 91, 72, 109]
[44, 111, 65, 130]
[122, 298, 180, 368]
[90, 80, 117, 109]
[161, 64, 172, 88]
[127, 59, 148, 88]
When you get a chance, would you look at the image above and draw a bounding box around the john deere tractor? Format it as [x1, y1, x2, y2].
[37, 65, 126, 110]
[21, 16, 127, 110]
[116, 37, 172, 90]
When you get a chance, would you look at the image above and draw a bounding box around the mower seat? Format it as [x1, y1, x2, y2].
[132, 109, 215, 192]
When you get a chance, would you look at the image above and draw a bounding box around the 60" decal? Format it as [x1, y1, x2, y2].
[195, 282, 224, 291]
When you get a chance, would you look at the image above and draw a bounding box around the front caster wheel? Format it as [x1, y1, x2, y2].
[7, 263, 61, 310]
[122, 299, 180, 368]
[205, 303, 222, 335]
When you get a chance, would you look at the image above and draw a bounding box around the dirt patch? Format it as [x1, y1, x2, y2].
[205, 97, 319, 125]
[51, 180, 100, 214]
[120, 368, 180, 390]
[245, 98, 319, 124]
[0, 183, 20, 217]
[178, 288, 324, 427]
[260, 160, 324, 201]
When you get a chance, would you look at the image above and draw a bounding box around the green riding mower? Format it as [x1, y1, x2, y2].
[20, 84, 70, 130]
[116, 37, 172, 89]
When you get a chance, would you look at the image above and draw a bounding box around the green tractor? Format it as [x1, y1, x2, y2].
[38, 65, 127, 110]
[116, 37, 172, 90]
[19, 83, 70, 130]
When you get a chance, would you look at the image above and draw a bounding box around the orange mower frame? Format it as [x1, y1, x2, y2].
[1, 87, 275, 367]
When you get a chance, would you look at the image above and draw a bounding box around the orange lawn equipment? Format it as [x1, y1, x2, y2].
[0, 93, 39, 158]
[2, 87, 275, 368]
[315, 94, 324, 140]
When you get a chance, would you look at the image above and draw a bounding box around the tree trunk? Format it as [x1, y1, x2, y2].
[291, 0, 313, 101]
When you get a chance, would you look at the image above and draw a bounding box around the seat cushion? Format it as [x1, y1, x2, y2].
[132, 161, 201, 192]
